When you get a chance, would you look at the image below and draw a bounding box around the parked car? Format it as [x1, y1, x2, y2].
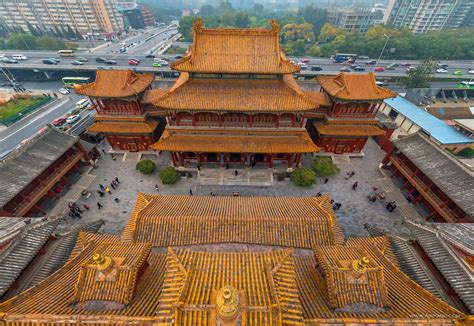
[77, 57, 89, 62]
[58, 88, 70, 95]
[71, 60, 84, 65]
[468, 69, 474, 74]
[52, 117, 67, 126]
[340, 67, 351, 72]
[95, 57, 107, 62]
[453, 70, 463, 76]
[66, 114, 81, 124]
[128, 59, 139, 65]
[311, 66, 323, 71]
[436, 68, 448, 74]
[67, 108, 79, 116]
[374, 67, 385, 72]
[353, 66, 365, 71]
[365, 60, 376, 65]
[145, 53, 156, 58]
[42, 59, 57, 65]
[104, 60, 117, 65]
[12, 54, 27, 60]
[2, 57, 18, 64]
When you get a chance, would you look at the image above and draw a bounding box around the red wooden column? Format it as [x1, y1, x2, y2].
[295, 153, 302, 167]
[170, 152, 177, 166]
[192, 113, 196, 127]
[178, 152, 185, 167]
[268, 154, 273, 168]
[287, 154, 293, 168]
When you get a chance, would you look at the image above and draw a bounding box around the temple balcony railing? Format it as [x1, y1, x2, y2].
[11, 151, 83, 216]
[390, 155, 460, 223]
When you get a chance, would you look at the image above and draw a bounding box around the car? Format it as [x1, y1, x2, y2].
[436, 68, 448, 74]
[49, 58, 60, 63]
[174, 55, 183, 59]
[66, 114, 81, 124]
[340, 67, 351, 72]
[12, 54, 27, 60]
[2, 57, 18, 64]
[401, 62, 411, 67]
[128, 59, 139, 65]
[365, 60, 376, 65]
[453, 70, 463, 76]
[52, 117, 67, 126]
[42, 59, 57, 65]
[145, 53, 156, 58]
[297, 62, 308, 69]
[359, 56, 369, 60]
[388, 63, 400, 67]
[406, 66, 416, 72]
[350, 64, 359, 69]
[374, 67, 385, 72]
[152, 62, 162, 67]
[468, 69, 474, 74]
[71, 60, 84, 65]
[385, 65, 396, 70]
[437, 63, 449, 69]
[311, 66, 323, 71]
[375, 81, 387, 87]
[58, 88, 70, 95]
[77, 57, 89, 62]
[128, 57, 140, 63]
[104, 60, 117, 65]
[95, 57, 107, 62]
[353, 66, 365, 71]
[154, 58, 169, 66]
[67, 108, 79, 116]
[97, 66, 105, 70]
[301, 58, 310, 63]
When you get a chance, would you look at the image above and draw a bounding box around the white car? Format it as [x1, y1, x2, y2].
[468, 69, 474, 74]
[436, 68, 448, 74]
[58, 88, 70, 95]
[12, 54, 27, 60]
[297, 62, 308, 69]
[66, 114, 81, 124]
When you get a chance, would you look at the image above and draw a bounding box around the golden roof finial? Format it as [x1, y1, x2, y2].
[351, 256, 369, 278]
[269, 19, 280, 34]
[193, 17, 203, 33]
[216, 286, 240, 321]
[92, 253, 114, 274]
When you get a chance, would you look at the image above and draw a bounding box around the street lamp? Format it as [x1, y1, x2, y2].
[375, 34, 389, 70]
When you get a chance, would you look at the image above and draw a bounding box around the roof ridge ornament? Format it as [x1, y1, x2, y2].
[269, 19, 280, 34]
[351, 256, 370, 279]
[193, 17, 203, 33]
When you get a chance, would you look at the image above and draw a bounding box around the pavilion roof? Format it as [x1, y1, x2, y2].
[87, 120, 159, 134]
[151, 128, 319, 154]
[152, 73, 318, 112]
[314, 121, 386, 137]
[75, 70, 154, 98]
[121, 193, 343, 247]
[171, 19, 299, 74]
[318, 73, 396, 101]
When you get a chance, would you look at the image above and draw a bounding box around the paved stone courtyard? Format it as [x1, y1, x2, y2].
[63, 138, 418, 238]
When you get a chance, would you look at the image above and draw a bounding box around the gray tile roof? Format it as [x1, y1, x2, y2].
[0, 127, 78, 208]
[407, 221, 474, 314]
[394, 133, 474, 218]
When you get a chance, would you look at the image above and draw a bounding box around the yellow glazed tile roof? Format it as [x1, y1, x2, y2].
[314, 121, 386, 137]
[317, 73, 396, 101]
[87, 120, 159, 134]
[152, 128, 319, 154]
[121, 193, 344, 247]
[152, 73, 318, 112]
[75, 70, 154, 98]
[171, 19, 299, 74]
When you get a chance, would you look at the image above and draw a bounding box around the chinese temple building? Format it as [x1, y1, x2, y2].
[306, 73, 396, 153]
[0, 127, 95, 217]
[76, 70, 164, 151]
[381, 132, 474, 223]
[0, 194, 469, 325]
[150, 19, 319, 168]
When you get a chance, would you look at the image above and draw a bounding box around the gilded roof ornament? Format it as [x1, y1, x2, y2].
[216, 286, 241, 321]
[351, 256, 369, 279]
[93, 253, 114, 274]
[269, 19, 280, 34]
[193, 17, 203, 33]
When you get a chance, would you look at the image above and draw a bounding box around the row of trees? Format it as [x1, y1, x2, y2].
[0, 33, 77, 51]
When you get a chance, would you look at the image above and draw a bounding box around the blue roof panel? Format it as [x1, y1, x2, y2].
[384, 96, 473, 145]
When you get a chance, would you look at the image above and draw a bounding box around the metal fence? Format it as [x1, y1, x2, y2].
[0, 97, 53, 126]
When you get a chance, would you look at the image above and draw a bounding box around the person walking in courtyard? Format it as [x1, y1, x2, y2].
[105, 187, 112, 194]
[83, 203, 90, 210]
[114, 198, 120, 203]
[99, 184, 105, 192]
[155, 184, 159, 191]
[352, 182, 358, 190]
[189, 189, 193, 196]
[324, 178, 329, 184]
[97, 202, 103, 209]
[110, 182, 116, 190]
[234, 170, 238, 176]
[115, 177, 120, 184]
[101, 149, 106, 155]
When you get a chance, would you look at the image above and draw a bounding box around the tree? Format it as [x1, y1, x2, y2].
[159, 167, 179, 184]
[401, 60, 435, 89]
[318, 23, 339, 43]
[290, 167, 316, 187]
[312, 157, 340, 177]
[297, 6, 327, 37]
[178, 16, 194, 41]
[200, 4, 217, 16]
[6, 33, 37, 50]
[234, 12, 250, 28]
[282, 23, 315, 43]
[136, 159, 156, 175]
[218, 0, 233, 14]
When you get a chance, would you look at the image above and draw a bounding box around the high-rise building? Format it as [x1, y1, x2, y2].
[0, 0, 125, 37]
[327, 7, 378, 33]
[383, 0, 474, 33]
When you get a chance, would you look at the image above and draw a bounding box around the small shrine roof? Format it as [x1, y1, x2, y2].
[75, 70, 154, 98]
[121, 193, 344, 247]
[318, 73, 396, 101]
[314, 121, 386, 136]
[142, 88, 167, 104]
[152, 73, 318, 112]
[87, 120, 159, 134]
[171, 19, 299, 74]
[151, 128, 319, 154]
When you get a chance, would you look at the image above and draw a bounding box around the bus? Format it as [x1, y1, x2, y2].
[457, 81, 474, 89]
[333, 53, 357, 63]
[58, 50, 75, 57]
[62, 76, 91, 88]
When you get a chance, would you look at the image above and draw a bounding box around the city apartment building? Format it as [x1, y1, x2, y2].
[383, 0, 474, 33]
[327, 7, 377, 33]
[0, 0, 125, 36]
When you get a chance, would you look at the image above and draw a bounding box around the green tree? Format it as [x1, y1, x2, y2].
[291, 167, 316, 187]
[178, 16, 194, 41]
[200, 4, 217, 16]
[234, 12, 250, 28]
[282, 23, 315, 43]
[401, 60, 435, 89]
[159, 166, 179, 184]
[297, 6, 327, 37]
[6, 33, 37, 50]
[312, 157, 340, 177]
[136, 159, 156, 175]
[218, 0, 233, 14]
[318, 23, 339, 43]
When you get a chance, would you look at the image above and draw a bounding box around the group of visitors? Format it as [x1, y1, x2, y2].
[68, 202, 88, 219]
[95, 177, 121, 210]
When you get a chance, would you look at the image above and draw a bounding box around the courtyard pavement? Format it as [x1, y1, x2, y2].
[67, 138, 413, 238]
